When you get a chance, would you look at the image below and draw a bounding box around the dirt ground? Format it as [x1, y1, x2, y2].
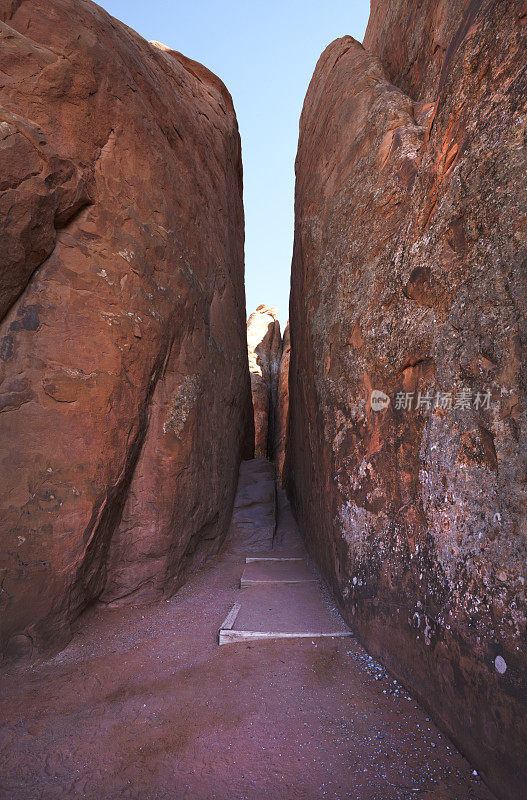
[0, 479, 496, 800]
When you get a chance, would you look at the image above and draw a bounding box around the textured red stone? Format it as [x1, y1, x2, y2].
[288, 2, 526, 796]
[0, 0, 250, 657]
[246, 305, 281, 458]
[364, 0, 486, 101]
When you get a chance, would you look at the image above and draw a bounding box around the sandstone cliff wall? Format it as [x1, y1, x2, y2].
[288, 1, 526, 795]
[0, 0, 250, 658]
[247, 305, 281, 458]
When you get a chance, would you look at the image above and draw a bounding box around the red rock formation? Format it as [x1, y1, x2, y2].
[246, 305, 281, 458]
[0, 0, 251, 657]
[274, 322, 290, 486]
[288, 2, 526, 796]
[364, 0, 482, 101]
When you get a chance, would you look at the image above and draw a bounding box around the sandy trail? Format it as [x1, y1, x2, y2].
[0, 460, 495, 800]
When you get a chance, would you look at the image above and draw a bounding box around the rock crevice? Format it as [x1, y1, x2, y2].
[246, 305, 281, 459]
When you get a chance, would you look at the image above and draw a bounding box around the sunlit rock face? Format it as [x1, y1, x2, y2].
[246, 305, 281, 458]
[287, 2, 526, 796]
[0, 0, 250, 657]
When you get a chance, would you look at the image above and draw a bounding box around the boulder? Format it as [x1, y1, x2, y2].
[0, 0, 250, 655]
[288, 2, 526, 795]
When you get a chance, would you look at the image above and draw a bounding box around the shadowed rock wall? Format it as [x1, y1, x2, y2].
[287, 1, 526, 796]
[0, 0, 250, 658]
[274, 322, 290, 486]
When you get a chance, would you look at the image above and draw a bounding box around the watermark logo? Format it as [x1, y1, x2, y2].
[370, 389, 391, 412]
[370, 388, 493, 412]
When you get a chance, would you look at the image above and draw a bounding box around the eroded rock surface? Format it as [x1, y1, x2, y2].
[288, 2, 526, 796]
[274, 322, 290, 486]
[0, 0, 250, 656]
[247, 305, 281, 458]
[364, 0, 486, 101]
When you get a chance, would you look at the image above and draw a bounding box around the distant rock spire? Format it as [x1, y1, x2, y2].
[246, 305, 281, 459]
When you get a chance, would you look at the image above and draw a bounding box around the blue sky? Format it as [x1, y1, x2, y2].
[100, 0, 369, 325]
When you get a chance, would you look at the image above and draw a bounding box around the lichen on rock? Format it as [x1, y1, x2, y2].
[164, 375, 200, 437]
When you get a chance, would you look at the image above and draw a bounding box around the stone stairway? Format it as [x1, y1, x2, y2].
[219, 458, 352, 645]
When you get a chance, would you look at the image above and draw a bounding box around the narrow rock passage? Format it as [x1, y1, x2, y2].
[0, 461, 496, 800]
[220, 460, 351, 644]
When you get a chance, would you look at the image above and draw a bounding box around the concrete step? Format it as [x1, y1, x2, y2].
[245, 556, 304, 563]
[219, 582, 351, 645]
[240, 559, 317, 587]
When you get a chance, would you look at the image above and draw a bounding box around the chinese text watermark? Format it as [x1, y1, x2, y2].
[370, 388, 493, 412]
